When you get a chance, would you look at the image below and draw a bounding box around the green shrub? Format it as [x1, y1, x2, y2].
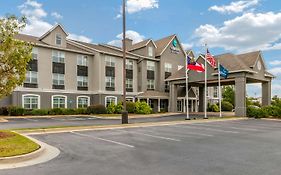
[106, 103, 115, 114]
[0, 107, 9, 116]
[208, 104, 219, 112]
[7, 106, 26, 116]
[221, 101, 233, 111]
[114, 102, 123, 114]
[87, 104, 107, 114]
[135, 101, 152, 114]
[49, 108, 63, 115]
[126, 102, 136, 113]
[61, 108, 77, 115]
[247, 106, 269, 118]
[262, 106, 281, 117]
[31, 109, 49, 116]
[76, 108, 87, 115]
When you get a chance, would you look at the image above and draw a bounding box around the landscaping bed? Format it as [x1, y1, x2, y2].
[0, 130, 40, 157]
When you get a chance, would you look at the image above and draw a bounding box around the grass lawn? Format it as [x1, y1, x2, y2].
[0, 130, 40, 157]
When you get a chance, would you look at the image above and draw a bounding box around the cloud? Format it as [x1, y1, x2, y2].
[51, 12, 63, 19]
[108, 30, 145, 47]
[209, 0, 259, 14]
[116, 0, 159, 18]
[68, 33, 92, 43]
[268, 67, 281, 75]
[269, 60, 281, 66]
[17, 0, 92, 43]
[194, 12, 281, 52]
[182, 43, 193, 50]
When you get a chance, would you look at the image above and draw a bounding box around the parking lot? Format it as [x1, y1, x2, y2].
[2, 119, 281, 175]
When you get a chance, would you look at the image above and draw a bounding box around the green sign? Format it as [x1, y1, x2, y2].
[172, 39, 178, 47]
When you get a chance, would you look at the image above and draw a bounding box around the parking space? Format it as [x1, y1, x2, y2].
[2, 119, 281, 175]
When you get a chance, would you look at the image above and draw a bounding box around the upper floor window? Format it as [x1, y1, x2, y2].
[165, 63, 172, 72]
[148, 47, 153, 57]
[77, 55, 88, 66]
[105, 56, 115, 67]
[147, 79, 155, 90]
[52, 50, 65, 63]
[147, 61, 155, 71]
[105, 76, 115, 88]
[56, 34, 62, 45]
[126, 60, 133, 70]
[32, 47, 38, 60]
[53, 73, 65, 85]
[25, 71, 38, 84]
[77, 76, 88, 87]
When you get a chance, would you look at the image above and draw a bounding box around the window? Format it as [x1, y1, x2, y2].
[77, 55, 88, 66]
[77, 76, 88, 87]
[126, 79, 133, 89]
[52, 50, 65, 63]
[56, 34, 62, 45]
[214, 87, 218, 98]
[77, 96, 90, 108]
[25, 71, 38, 84]
[106, 76, 115, 88]
[147, 61, 155, 71]
[23, 95, 39, 109]
[53, 73, 64, 85]
[147, 79, 155, 90]
[52, 95, 67, 108]
[126, 97, 134, 102]
[165, 63, 172, 72]
[165, 81, 170, 92]
[32, 47, 38, 60]
[105, 96, 117, 107]
[126, 60, 133, 70]
[148, 47, 153, 57]
[105, 56, 115, 67]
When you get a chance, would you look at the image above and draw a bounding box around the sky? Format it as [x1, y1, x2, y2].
[0, 0, 281, 98]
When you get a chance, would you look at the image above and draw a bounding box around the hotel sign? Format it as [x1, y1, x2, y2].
[170, 39, 180, 54]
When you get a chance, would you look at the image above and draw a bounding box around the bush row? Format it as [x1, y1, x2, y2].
[207, 101, 234, 112]
[247, 105, 281, 118]
[0, 101, 153, 116]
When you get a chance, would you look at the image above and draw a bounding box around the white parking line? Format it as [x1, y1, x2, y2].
[70, 131, 135, 148]
[24, 118, 38, 122]
[223, 122, 280, 130]
[172, 124, 239, 134]
[150, 127, 214, 137]
[191, 123, 259, 131]
[118, 130, 181, 142]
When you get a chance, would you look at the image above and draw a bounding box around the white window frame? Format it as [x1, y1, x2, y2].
[126, 97, 135, 102]
[126, 78, 133, 89]
[52, 73, 65, 85]
[77, 55, 88, 66]
[126, 59, 133, 70]
[147, 61, 155, 71]
[52, 50, 65, 63]
[22, 94, 40, 109]
[165, 63, 172, 72]
[105, 96, 117, 107]
[32, 47, 38, 60]
[25, 71, 38, 84]
[148, 46, 153, 57]
[52, 95, 67, 109]
[76, 96, 90, 108]
[77, 76, 88, 87]
[105, 76, 115, 88]
[147, 79, 155, 90]
[105, 56, 115, 67]
[55, 33, 62, 46]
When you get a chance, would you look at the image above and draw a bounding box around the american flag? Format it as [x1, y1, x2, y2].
[206, 49, 216, 68]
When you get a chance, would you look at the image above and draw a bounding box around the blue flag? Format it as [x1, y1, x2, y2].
[219, 64, 229, 78]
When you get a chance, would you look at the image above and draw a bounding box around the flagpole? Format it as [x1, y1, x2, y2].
[218, 60, 222, 118]
[204, 44, 208, 119]
[185, 56, 190, 120]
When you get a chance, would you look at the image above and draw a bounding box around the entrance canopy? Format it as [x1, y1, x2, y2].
[166, 51, 274, 117]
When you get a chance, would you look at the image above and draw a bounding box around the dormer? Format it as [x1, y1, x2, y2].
[39, 24, 68, 48]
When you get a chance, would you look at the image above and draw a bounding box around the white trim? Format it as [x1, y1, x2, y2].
[126, 97, 135, 102]
[76, 96, 90, 108]
[158, 35, 187, 58]
[22, 94, 41, 109]
[51, 95, 67, 109]
[39, 24, 68, 40]
[105, 96, 117, 106]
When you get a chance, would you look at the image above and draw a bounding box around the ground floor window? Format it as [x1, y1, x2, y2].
[77, 96, 90, 108]
[23, 95, 39, 109]
[148, 99, 154, 109]
[105, 96, 117, 107]
[52, 95, 67, 108]
[126, 97, 134, 102]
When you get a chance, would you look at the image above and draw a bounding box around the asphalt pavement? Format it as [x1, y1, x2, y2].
[1, 119, 281, 175]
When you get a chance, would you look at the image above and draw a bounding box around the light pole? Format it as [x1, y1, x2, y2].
[122, 0, 128, 124]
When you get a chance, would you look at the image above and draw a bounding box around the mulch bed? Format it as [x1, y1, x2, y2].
[0, 132, 15, 139]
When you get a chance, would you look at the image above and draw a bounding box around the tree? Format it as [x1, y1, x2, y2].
[222, 85, 235, 106]
[0, 16, 32, 98]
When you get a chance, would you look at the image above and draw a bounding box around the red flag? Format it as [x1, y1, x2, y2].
[206, 49, 216, 68]
[187, 56, 205, 72]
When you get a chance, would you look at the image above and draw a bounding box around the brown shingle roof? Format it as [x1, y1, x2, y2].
[236, 51, 260, 68]
[129, 39, 150, 51]
[137, 91, 169, 98]
[154, 34, 176, 56]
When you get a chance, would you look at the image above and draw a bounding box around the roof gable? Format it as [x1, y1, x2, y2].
[39, 24, 68, 41]
[155, 35, 186, 57]
[129, 39, 157, 51]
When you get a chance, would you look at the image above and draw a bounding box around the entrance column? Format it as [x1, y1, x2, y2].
[199, 86, 205, 112]
[262, 81, 271, 106]
[183, 99, 186, 112]
[235, 77, 247, 117]
[169, 82, 178, 112]
[191, 100, 194, 112]
[158, 98, 161, 112]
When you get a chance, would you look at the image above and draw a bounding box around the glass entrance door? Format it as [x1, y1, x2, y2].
[177, 100, 183, 112]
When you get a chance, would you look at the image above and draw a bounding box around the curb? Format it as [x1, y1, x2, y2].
[19, 117, 247, 136]
[0, 134, 60, 169]
[0, 118, 8, 123]
[93, 113, 182, 120]
[261, 118, 281, 122]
